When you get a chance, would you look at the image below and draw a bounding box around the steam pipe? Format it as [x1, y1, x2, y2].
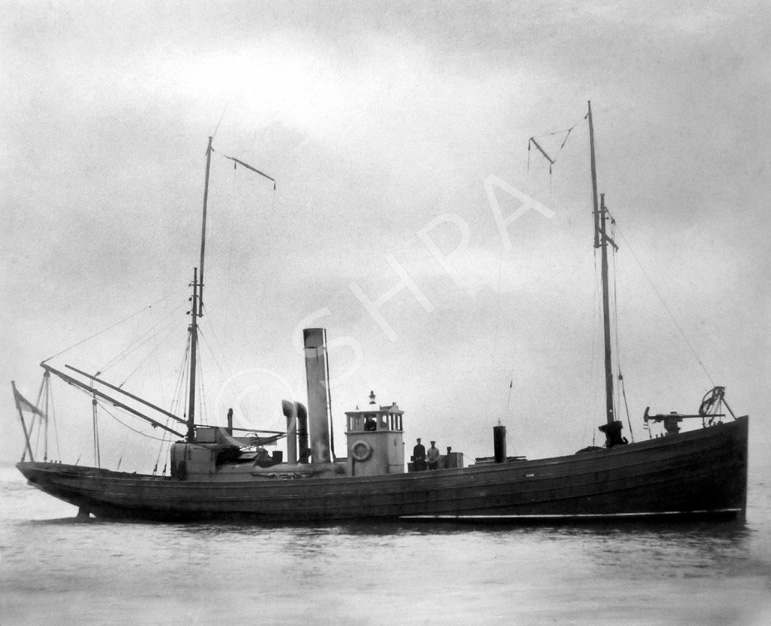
[282, 400, 298, 464]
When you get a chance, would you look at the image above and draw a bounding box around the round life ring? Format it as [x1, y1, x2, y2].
[351, 440, 373, 462]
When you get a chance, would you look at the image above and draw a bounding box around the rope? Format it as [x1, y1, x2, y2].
[181, 333, 191, 425]
[99, 301, 185, 377]
[212, 100, 230, 139]
[583, 251, 601, 448]
[33, 411, 42, 458]
[226, 159, 238, 279]
[49, 379, 61, 460]
[98, 401, 172, 442]
[43, 293, 176, 363]
[199, 305, 255, 425]
[153, 435, 166, 473]
[197, 342, 209, 426]
[527, 140, 531, 173]
[92, 396, 100, 468]
[115, 315, 184, 387]
[620, 373, 635, 442]
[74, 435, 89, 466]
[173, 336, 191, 414]
[614, 226, 715, 385]
[267, 183, 277, 260]
[609, 217, 635, 443]
[611, 218, 622, 422]
[197, 317, 229, 378]
[149, 301, 169, 411]
[527, 116, 586, 178]
[116, 427, 129, 470]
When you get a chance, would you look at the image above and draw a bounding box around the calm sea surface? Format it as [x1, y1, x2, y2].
[1, 466, 769, 626]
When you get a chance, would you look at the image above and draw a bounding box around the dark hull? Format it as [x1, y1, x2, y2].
[17, 417, 748, 523]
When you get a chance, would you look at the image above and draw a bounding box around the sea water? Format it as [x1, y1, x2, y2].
[1, 466, 769, 626]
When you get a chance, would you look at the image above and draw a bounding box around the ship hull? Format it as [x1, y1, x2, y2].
[17, 416, 748, 522]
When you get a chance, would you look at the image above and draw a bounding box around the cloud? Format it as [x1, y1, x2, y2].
[2, 1, 768, 467]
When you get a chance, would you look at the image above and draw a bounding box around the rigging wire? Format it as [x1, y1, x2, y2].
[181, 333, 191, 425]
[266, 177, 278, 261]
[115, 316, 187, 388]
[32, 374, 48, 460]
[152, 419, 169, 473]
[196, 338, 209, 425]
[199, 303, 255, 425]
[43, 293, 177, 363]
[49, 379, 61, 460]
[620, 375, 635, 442]
[198, 309, 230, 378]
[74, 434, 90, 466]
[588, 250, 601, 447]
[197, 324, 243, 422]
[225, 157, 238, 279]
[91, 396, 101, 468]
[527, 115, 587, 188]
[149, 299, 169, 411]
[98, 300, 186, 377]
[614, 225, 716, 386]
[43, 379, 50, 461]
[33, 409, 42, 458]
[149, 336, 192, 470]
[97, 401, 171, 442]
[116, 425, 129, 470]
[212, 99, 230, 139]
[170, 341, 191, 417]
[609, 220, 635, 442]
[60, 371, 180, 447]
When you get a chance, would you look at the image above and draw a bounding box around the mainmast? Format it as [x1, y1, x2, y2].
[186, 267, 200, 442]
[199, 137, 213, 311]
[587, 102, 624, 447]
[187, 137, 213, 442]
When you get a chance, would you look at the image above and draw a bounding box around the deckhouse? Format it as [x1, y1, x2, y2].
[344, 392, 404, 477]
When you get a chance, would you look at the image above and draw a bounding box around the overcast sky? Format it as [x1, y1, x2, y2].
[2, 1, 768, 469]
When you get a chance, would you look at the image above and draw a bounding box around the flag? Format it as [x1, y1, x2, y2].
[13, 384, 44, 417]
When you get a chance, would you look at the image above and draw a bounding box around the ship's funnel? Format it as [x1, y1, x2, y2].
[493, 424, 507, 463]
[303, 328, 332, 464]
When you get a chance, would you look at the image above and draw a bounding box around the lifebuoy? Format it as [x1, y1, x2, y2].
[351, 440, 373, 462]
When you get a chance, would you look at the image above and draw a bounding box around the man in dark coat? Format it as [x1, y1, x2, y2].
[412, 438, 426, 471]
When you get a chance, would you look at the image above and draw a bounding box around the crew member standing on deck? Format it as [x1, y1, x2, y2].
[427, 441, 440, 470]
[413, 438, 426, 471]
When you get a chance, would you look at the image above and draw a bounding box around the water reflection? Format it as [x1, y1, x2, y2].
[4, 469, 770, 626]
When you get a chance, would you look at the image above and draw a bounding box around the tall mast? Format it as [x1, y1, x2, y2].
[599, 193, 615, 427]
[588, 102, 601, 250]
[587, 102, 623, 447]
[187, 267, 200, 442]
[199, 137, 214, 311]
[187, 137, 213, 442]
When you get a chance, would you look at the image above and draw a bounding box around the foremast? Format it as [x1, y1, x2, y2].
[184, 137, 274, 443]
[186, 137, 213, 443]
[587, 102, 625, 447]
